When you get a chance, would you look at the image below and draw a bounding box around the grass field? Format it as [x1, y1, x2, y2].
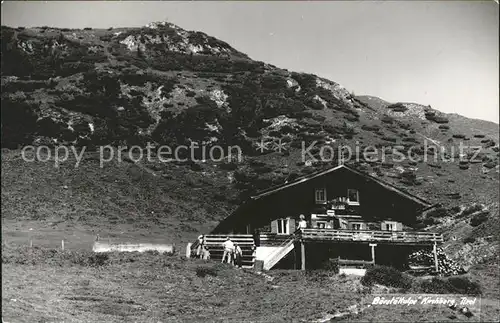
[2, 245, 499, 323]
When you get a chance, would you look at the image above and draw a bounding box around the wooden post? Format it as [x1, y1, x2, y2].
[433, 243, 439, 273]
[61, 239, 65, 251]
[294, 243, 298, 269]
[186, 243, 192, 258]
[300, 240, 306, 270]
[369, 243, 377, 264]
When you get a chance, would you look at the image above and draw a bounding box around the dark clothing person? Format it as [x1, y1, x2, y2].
[253, 230, 261, 247]
[234, 245, 243, 268]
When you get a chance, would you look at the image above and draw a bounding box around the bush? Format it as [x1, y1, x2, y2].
[418, 277, 481, 295]
[219, 162, 238, 171]
[463, 236, 476, 244]
[426, 207, 449, 218]
[447, 277, 482, 295]
[470, 211, 489, 227]
[195, 264, 224, 277]
[387, 103, 408, 112]
[461, 204, 484, 217]
[190, 163, 203, 171]
[423, 217, 438, 225]
[321, 258, 339, 273]
[87, 253, 109, 267]
[361, 265, 413, 290]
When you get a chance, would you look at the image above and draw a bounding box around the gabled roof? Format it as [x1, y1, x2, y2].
[250, 164, 432, 208]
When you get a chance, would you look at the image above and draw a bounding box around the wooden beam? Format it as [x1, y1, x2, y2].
[301, 240, 306, 270]
[433, 243, 439, 273]
[369, 243, 377, 264]
[294, 243, 298, 269]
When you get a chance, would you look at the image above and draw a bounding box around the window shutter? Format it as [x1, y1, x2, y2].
[271, 220, 278, 234]
[288, 217, 296, 233]
[381, 222, 386, 231]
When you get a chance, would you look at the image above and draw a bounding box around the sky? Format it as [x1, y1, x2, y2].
[2, 1, 499, 123]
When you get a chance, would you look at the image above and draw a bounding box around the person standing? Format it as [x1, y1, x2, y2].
[298, 214, 308, 230]
[221, 237, 234, 264]
[202, 245, 210, 260]
[196, 234, 205, 258]
[252, 229, 261, 247]
[234, 243, 243, 268]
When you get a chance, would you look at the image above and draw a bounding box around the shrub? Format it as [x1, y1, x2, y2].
[253, 166, 273, 174]
[426, 207, 449, 218]
[461, 204, 483, 217]
[470, 211, 489, 227]
[433, 117, 449, 124]
[219, 162, 238, 171]
[190, 163, 203, 171]
[387, 103, 408, 112]
[423, 217, 438, 225]
[382, 136, 397, 143]
[321, 258, 339, 273]
[361, 265, 413, 290]
[418, 277, 481, 295]
[195, 264, 224, 277]
[361, 124, 380, 132]
[447, 277, 482, 295]
[381, 115, 394, 124]
[83, 27, 92, 31]
[463, 236, 476, 244]
[87, 253, 109, 267]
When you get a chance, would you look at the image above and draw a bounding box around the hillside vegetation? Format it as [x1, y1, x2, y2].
[1, 22, 499, 266]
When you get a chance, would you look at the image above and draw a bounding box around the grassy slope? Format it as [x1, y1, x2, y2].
[1, 149, 240, 249]
[2, 245, 499, 323]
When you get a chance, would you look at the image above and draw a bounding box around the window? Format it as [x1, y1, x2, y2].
[317, 221, 326, 229]
[352, 223, 362, 230]
[277, 218, 289, 235]
[315, 188, 327, 204]
[347, 189, 360, 205]
[383, 221, 398, 231]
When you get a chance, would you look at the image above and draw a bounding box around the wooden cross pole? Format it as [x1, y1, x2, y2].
[300, 240, 306, 270]
[369, 243, 377, 264]
[433, 242, 439, 273]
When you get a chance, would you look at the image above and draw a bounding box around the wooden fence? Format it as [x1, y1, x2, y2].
[299, 228, 443, 245]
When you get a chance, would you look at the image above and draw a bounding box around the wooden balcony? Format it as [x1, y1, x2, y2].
[298, 228, 443, 245]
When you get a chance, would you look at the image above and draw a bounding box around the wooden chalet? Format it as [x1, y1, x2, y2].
[198, 164, 443, 271]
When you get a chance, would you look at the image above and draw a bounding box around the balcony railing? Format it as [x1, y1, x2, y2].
[298, 228, 443, 245]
